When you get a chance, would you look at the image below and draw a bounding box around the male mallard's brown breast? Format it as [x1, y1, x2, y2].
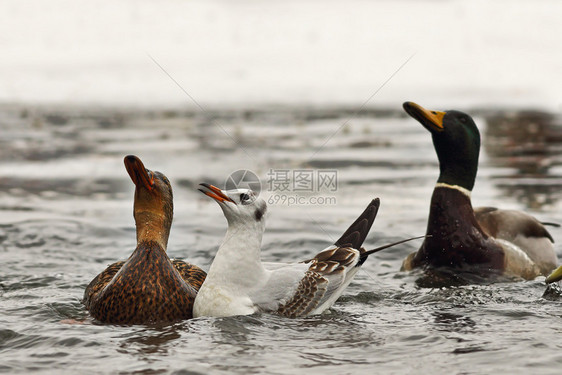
[406, 187, 506, 276]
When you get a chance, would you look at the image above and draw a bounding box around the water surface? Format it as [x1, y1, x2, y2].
[1, 105, 562, 374]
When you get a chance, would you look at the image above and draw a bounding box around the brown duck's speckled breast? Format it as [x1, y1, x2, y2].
[83, 241, 206, 324]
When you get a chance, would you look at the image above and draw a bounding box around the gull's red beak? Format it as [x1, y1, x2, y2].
[199, 183, 235, 204]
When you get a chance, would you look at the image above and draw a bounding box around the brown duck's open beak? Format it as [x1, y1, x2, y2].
[199, 183, 235, 204]
[403, 101, 446, 132]
[124, 155, 154, 190]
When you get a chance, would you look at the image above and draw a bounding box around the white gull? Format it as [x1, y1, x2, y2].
[193, 183, 420, 318]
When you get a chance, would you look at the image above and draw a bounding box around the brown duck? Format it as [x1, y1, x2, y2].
[83, 155, 206, 324]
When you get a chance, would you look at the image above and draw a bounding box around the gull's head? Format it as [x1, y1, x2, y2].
[199, 183, 267, 227]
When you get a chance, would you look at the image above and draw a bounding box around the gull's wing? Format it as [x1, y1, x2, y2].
[252, 199, 380, 318]
[251, 245, 362, 318]
[251, 261, 310, 313]
[278, 245, 362, 317]
[334, 199, 379, 260]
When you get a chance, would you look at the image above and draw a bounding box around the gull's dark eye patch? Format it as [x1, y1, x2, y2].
[240, 193, 250, 203]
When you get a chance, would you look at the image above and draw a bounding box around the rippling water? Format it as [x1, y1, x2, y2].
[1, 105, 562, 374]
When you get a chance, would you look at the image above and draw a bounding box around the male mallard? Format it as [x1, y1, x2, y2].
[83, 155, 206, 324]
[401, 102, 557, 282]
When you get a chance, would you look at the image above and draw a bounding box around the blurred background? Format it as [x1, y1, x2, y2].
[1, 0, 561, 110]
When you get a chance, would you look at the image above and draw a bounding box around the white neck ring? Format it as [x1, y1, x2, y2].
[435, 182, 472, 198]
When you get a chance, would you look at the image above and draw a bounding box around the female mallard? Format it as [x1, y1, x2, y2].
[83, 155, 206, 324]
[401, 102, 557, 282]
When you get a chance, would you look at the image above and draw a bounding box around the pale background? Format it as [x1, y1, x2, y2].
[1, 0, 561, 110]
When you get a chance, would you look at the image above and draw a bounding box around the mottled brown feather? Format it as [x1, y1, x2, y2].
[171, 259, 207, 292]
[83, 261, 125, 308]
[277, 246, 359, 318]
[276, 199, 380, 318]
[277, 271, 328, 318]
[83, 242, 207, 324]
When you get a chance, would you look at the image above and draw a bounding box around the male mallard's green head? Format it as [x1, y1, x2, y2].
[403, 101, 481, 191]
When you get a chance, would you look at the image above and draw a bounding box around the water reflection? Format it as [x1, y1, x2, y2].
[118, 324, 182, 356]
[482, 110, 562, 208]
[210, 315, 260, 344]
[432, 311, 477, 334]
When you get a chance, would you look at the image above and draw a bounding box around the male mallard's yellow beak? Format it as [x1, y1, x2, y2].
[545, 265, 562, 283]
[403, 101, 446, 132]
